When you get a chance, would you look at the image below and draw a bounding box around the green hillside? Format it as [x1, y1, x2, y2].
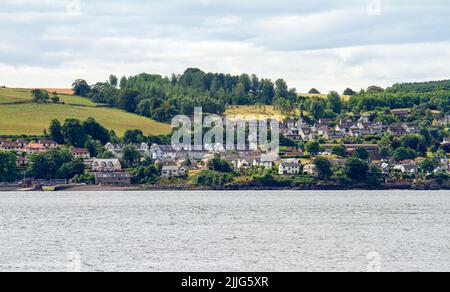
[0, 88, 172, 136]
[0, 87, 100, 106]
[0, 88, 33, 103]
[387, 79, 450, 93]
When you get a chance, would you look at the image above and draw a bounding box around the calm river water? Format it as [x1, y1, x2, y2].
[0, 190, 449, 272]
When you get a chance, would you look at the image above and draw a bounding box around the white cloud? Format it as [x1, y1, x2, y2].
[0, 0, 450, 92]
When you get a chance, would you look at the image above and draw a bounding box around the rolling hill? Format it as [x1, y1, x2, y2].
[0, 88, 172, 136]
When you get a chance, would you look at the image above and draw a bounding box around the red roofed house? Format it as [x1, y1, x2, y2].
[16, 156, 28, 167]
[26, 143, 47, 155]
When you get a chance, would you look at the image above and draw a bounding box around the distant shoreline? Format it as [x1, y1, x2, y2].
[1, 184, 448, 192]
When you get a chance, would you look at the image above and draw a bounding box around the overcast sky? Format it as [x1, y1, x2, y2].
[1, 0, 450, 92]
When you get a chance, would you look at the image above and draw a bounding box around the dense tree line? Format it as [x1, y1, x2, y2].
[387, 79, 450, 93]
[73, 68, 298, 123]
[347, 90, 450, 114]
[73, 69, 450, 125]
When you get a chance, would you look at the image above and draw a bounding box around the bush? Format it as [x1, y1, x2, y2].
[393, 147, 417, 161]
[73, 171, 95, 184]
[344, 157, 369, 182]
[194, 171, 233, 187]
[331, 145, 348, 158]
[207, 156, 233, 173]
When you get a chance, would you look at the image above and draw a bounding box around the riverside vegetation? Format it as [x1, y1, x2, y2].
[0, 69, 449, 190]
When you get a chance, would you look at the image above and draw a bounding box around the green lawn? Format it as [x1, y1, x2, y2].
[225, 105, 288, 121]
[0, 88, 33, 103]
[58, 94, 101, 107]
[299, 93, 352, 101]
[225, 104, 313, 120]
[0, 88, 102, 107]
[0, 102, 172, 136]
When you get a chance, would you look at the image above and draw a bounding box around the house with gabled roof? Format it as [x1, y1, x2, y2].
[26, 143, 47, 154]
[161, 164, 187, 178]
[299, 127, 314, 141]
[393, 160, 418, 174]
[150, 144, 177, 160]
[388, 123, 408, 136]
[92, 159, 122, 172]
[0, 141, 21, 152]
[38, 139, 58, 149]
[279, 159, 301, 175]
[392, 109, 411, 119]
[72, 148, 91, 160]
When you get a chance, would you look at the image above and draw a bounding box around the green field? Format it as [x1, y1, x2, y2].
[225, 104, 311, 120]
[225, 105, 288, 121]
[299, 92, 352, 101]
[0, 88, 171, 136]
[0, 88, 34, 103]
[0, 87, 101, 106]
[58, 94, 101, 107]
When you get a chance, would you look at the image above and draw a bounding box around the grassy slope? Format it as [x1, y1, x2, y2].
[225, 105, 288, 121]
[225, 93, 351, 120]
[0, 88, 171, 136]
[0, 88, 33, 103]
[299, 93, 351, 101]
[58, 94, 100, 107]
[0, 88, 99, 106]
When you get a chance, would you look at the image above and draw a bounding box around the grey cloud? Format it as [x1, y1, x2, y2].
[0, 0, 450, 90]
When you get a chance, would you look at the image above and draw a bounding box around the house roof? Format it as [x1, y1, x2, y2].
[392, 109, 411, 114]
[281, 162, 300, 168]
[162, 165, 179, 171]
[72, 148, 90, 154]
[154, 145, 176, 152]
[280, 159, 300, 167]
[105, 143, 123, 149]
[1, 141, 20, 147]
[300, 127, 312, 135]
[27, 143, 46, 149]
[92, 159, 121, 168]
[38, 139, 57, 144]
[389, 123, 407, 131]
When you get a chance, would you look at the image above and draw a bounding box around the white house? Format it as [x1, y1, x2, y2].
[92, 159, 122, 173]
[393, 160, 418, 174]
[105, 143, 123, 158]
[150, 144, 177, 160]
[0, 141, 22, 152]
[72, 148, 91, 160]
[177, 149, 209, 161]
[380, 162, 391, 174]
[279, 159, 301, 175]
[299, 127, 314, 141]
[37, 139, 58, 149]
[26, 143, 47, 154]
[253, 158, 274, 170]
[161, 165, 187, 178]
[237, 158, 251, 170]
